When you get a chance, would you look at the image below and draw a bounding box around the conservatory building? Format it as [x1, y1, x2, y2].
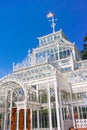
[0, 24, 87, 130]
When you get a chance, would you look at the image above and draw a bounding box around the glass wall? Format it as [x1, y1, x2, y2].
[72, 92, 87, 119]
[35, 45, 73, 65]
[61, 91, 72, 120]
[32, 88, 57, 129]
[59, 46, 72, 59]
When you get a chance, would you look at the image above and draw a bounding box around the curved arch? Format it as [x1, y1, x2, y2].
[0, 78, 27, 101]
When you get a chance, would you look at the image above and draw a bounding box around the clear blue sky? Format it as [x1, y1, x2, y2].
[0, 0, 87, 78]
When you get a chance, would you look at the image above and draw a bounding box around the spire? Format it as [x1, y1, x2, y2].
[47, 12, 57, 33]
[27, 48, 31, 56]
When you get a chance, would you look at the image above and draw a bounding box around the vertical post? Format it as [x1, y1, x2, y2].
[51, 16, 56, 33]
[4, 91, 7, 130]
[81, 106, 83, 119]
[47, 12, 57, 33]
[9, 91, 13, 130]
[57, 43, 60, 70]
[37, 110, 39, 129]
[59, 90, 64, 130]
[24, 87, 27, 130]
[70, 54, 74, 70]
[76, 94, 80, 119]
[72, 45, 75, 60]
[47, 83, 52, 130]
[57, 43, 60, 60]
[66, 105, 69, 118]
[54, 80, 61, 130]
[36, 84, 40, 129]
[17, 109, 19, 130]
[70, 84, 75, 128]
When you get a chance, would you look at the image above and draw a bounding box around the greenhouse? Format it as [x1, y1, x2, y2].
[0, 17, 87, 130]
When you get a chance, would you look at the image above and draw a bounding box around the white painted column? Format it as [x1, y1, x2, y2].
[17, 109, 19, 130]
[37, 110, 39, 129]
[36, 84, 40, 129]
[76, 94, 80, 119]
[57, 43, 60, 60]
[59, 90, 64, 130]
[9, 91, 13, 130]
[70, 85, 75, 128]
[4, 92, 7, 130]
[24, 87, 27, 130]
[70, 54, 74, 70]
[47, 84, 52, 130]
[66, 104, 68, 118]
[24, 108, 27, 130]
[54, 83, 61, 130]
[72, 46, 75, 60]
[81, 106, 83, 119]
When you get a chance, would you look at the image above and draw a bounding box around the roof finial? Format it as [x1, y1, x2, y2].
[47, 12, 57, 33]
[27, 48, 31, 56]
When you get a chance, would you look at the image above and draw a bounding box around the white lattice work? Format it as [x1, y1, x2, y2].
[65, 69, 87, 83]
[76, 119, 87, 128]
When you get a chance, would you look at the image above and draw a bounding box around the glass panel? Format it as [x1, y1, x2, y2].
[39, 109, 49, 128]
[50, 54, 54, 62]
[77, 93, 81, 100]
[59, 47, 62, 51]
[63, 51, 66, 58]
[32, 110, 37, 128]
[55, 53, 58, 60]
[54, 48, 58, 52]
[67, 50, 70, 56]
[50, 88, 55, 102]
[60, 52, 63, 59]
[72, 94, 76, 100]
[51, 108, 57, 128]
[40, 90, 48, 103]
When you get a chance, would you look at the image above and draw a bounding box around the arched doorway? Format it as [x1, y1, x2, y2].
[0, 80, 27, 130]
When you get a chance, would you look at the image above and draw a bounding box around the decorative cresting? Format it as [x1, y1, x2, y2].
[13, 48, 50, 72]
[65, 69, 87, 83]
[13, 49, 31, 72]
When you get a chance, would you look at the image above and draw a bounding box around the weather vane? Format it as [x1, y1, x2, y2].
[47, 12, 57, 33]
